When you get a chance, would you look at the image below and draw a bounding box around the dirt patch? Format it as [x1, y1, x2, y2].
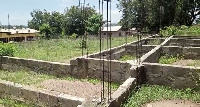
[173, 59, 195, 66]
[39, 79, 112, 100]
[142, 100, 200, 107]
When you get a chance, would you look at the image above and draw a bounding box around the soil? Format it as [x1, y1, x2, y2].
[173, 59, 195, 66]
[39, 79, 111, 100]
[142, 100, 200, 107]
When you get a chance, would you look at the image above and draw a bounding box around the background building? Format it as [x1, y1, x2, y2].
[101, 26, 137, 37]
[0, 28, 39, 42]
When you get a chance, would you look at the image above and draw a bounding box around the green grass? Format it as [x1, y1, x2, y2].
[0, 97, 35, 107]
[13, 37, 138, 62]
[159, 54, 183, 64]
[0, 70, 119, 90]
[119, 55, 136, 61]
[123, 85, 200, 107]
[0, 70, 54, 86]
[148, 39, 161, 45]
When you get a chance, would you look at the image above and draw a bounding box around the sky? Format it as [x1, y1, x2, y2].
[0, 0, 122, 26]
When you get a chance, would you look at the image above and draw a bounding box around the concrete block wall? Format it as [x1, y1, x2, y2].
[0, 56, 71, 78]
[162, 46, 200, 59]
[109, 78, 137, 107]
[0, 79, 85, 107]
[0, 56, 135, 84]
[143, 63, 200, 89]
[70, 58, 133, 84]
[87, 35, 155, 60]
[141, 36, 174, 63]
[169, 38, 200, 47]
[125, 45, 156, 55]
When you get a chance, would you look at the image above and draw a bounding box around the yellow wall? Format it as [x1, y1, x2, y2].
[0, 32, 36, 38]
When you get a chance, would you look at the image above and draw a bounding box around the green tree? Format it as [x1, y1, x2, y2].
[63, 6, 96, 36]
[39, 23, 52, 39]
[118, 0, 200, 32]
[28, 10, 64, 38]
[86, 14, 103, 35]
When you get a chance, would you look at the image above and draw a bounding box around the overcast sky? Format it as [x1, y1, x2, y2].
[0, 0, 122, 25]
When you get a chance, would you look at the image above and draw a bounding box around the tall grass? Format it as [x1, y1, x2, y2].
[14, 36, 137, 62]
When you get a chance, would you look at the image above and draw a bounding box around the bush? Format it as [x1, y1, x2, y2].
[0, 43, 16, 56]
[69, 33, 78, 39]
[160, 25, 179, 36]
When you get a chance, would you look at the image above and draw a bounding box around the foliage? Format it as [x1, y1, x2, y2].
[159, 54, 183, 64]
[69, 33, 78, 39]
[28, 10, 64, 39]
[62, 6, 97, 36]
[28, 5, 101, 38]
[123, 85, 200, 107]
[39, 23, 52, 39]
[0, 42, 16, 56]
[118, 0, 200, 32]
[160, 25, 179, 36]
[160, 25, 200, 36]
[86, 14, 103, 35]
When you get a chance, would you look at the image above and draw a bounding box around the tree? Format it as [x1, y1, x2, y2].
[86, 14, 103, 35]
[28, 10, 64, 38]
[39, 23, 52, 39]
[28, 10, 50, 30]
[28, 5, 99, 38]
[63, 6, 96, 36]
[117, 0, 200, 32]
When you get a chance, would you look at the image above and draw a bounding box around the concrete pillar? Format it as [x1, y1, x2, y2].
[24, 36, 27, 42]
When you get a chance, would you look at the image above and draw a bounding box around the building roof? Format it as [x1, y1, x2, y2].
[0, 28, 40, 34]
[102, 26, 122, 32]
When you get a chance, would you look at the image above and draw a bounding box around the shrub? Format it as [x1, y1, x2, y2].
[69, 33, 78, 39]
[0, 43, 16, 56]
[160, 25, 179, 36]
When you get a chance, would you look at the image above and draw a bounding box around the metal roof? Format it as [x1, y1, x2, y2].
[0, 28, 39, 34]
[102, 26, 122, 32]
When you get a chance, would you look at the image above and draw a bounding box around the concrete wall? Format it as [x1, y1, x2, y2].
[162, 46, 200, 59]
[0, 79, 85, 107]
[143, 63, 200, 89]
[70, 58, 134, 84]
[125, 45, 156, 55]
[169, 38, 200, 47]
[0, 56, 72, 78]
[141, 36, 173, 63]
[0, 56, 134, 84]
[109, 78, 137, 107]
[87, 36, 155, 60]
